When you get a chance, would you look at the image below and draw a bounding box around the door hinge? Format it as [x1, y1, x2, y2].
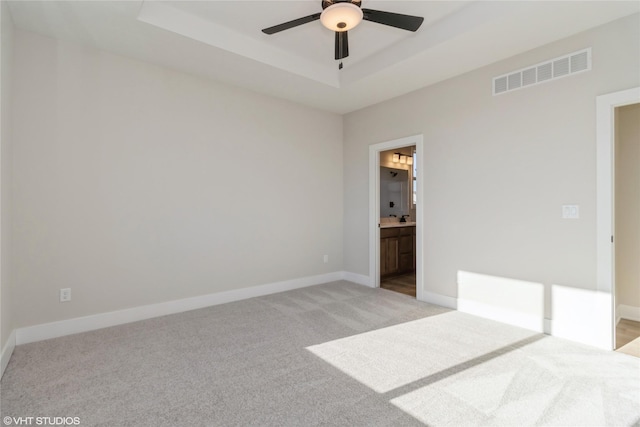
[611, 235, 614, 243]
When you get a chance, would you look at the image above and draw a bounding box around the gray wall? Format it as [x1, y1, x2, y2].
[3, 11, 639, 344]
[343, 14, 640, 320]
[11, 30, 344, 328]
[1, 1, 14, 352]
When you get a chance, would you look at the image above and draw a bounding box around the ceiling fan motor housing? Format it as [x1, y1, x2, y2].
[320, 0, 363, 32]
[321, 0, 362, 11]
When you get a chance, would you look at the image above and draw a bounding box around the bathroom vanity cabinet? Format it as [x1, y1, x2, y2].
[380, 225, 415, 277]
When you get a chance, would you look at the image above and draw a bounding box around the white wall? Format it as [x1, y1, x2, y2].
[615, 103, 640, 315]
[344, 14, 639, 335]
[11, 30, 343, 329]
[1, 0, 15, 353]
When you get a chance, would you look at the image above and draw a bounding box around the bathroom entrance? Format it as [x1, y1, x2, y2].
[368, 134, 424, 301]
[379, 146, 417, 297]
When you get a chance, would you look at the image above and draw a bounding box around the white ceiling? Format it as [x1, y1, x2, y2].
[6, 0, 640, 114]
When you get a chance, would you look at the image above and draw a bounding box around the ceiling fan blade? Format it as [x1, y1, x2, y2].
[262, 13, 321, 35]
[362, 9, 424, 32]
[335, 31, 349, 60]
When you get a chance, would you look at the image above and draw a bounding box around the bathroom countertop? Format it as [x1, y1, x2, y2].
[380, 222, 416, 228]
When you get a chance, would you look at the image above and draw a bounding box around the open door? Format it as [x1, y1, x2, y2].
[613, 102, 640, 357]
[369, 135, 424, 302]
[596, 87, 640, 351]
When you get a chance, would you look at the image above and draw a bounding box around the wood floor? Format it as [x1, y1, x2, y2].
[380, 272, 416, 297]
[616, 319, 640, 358]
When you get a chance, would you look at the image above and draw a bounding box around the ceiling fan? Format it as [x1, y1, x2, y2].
[262, 0, 424, 69]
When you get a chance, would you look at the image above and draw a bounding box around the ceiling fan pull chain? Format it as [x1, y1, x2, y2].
[336, 33, 342, 70]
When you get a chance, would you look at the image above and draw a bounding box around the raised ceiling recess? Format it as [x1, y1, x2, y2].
[7, 1, 640, 113]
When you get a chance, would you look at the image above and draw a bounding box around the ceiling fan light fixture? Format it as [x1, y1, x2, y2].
[320, 3, 363, 32]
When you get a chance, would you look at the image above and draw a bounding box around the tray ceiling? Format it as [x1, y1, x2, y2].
[7, 1, 640, 113]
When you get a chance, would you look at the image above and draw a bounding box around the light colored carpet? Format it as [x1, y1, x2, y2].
[1, 281, 639, 426]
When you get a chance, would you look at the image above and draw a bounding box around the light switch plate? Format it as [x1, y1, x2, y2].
[562, 205, 580, 219]
[60, 288, 71, 302]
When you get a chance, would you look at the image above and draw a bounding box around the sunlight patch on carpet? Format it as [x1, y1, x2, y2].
[306, 311, 538, 394]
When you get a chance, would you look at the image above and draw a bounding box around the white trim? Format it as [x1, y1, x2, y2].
[348, 283, 558, 338]
[1, 329, 15, 379]
[596, 86, 640, 350]
[457, 298, 545, 333]
[369, 145, 380, 289]
[10, 273, 617, 351]
[342, 271, 372, 287]
[15, 272, 343, 345]
[369, 135, 424, 301]
[617, 304, 640, 323]
[421, 290, 457, 309]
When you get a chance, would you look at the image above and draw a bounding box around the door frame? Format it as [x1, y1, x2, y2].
[596, 86, 640, 350]
[369, 134, 424, 301]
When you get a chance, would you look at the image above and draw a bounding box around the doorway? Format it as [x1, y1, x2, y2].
[369, 135, 424, 301]
[379, 146, 417, 297]
[596, 87, 640, 351]
[613, 102, 640, 357]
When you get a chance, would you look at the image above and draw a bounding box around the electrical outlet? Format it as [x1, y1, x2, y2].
[60, 288, 71, 302]
[323, 254, 329, 263]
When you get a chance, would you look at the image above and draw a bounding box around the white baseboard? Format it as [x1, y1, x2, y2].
[11, 272, 603, 349]
[1, 329, 16, 379]
[421, 290, 457, 309]
[419, 290, 553, 334]
[341, 273, 460, 310]
[457, 298, 546, 333]
[16, 271, 344, 345]
[344, 275, 460, 311]
[342, 271, 372, 287]
[617, 304, 640, 323]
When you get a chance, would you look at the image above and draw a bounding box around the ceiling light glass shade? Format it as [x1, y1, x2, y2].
[399, 155, 407, 164]
[392, 153, 400, 163]
[320, 3, 363, 32]
[406, 156, 413, 165]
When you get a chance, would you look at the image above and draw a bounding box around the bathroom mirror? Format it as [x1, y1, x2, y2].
[380, 167, 409, 218]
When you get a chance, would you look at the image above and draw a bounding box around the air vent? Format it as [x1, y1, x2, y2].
[493, 48, 591, 96]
